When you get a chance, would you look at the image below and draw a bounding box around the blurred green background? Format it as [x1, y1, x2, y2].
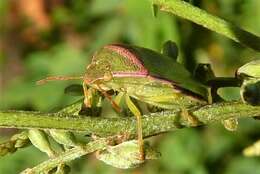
[1, 0, 260, 173]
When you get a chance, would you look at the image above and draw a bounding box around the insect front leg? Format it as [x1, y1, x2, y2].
[95, 83, 121, 113]
[125, 95, 144, 161]
[83, 82, 92, 108]
[82, 82, 103, 116]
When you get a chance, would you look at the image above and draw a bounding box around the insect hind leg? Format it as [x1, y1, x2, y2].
[125, 95, 145, 161]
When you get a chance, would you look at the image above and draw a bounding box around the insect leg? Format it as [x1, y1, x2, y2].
[82, 82, 92, 108]
[95, 83, 121, 113]
[125, 95, 145, 161]
[207, 87, 213, 104]
[113, 92, 124, 105]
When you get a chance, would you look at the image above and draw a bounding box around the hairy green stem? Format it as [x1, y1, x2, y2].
[1, 101, 260, 173]
[153, 0, 260, 51]
[0, 101, 260, 138]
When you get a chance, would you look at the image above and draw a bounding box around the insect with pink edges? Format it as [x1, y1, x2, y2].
[37, 41, 211, 160]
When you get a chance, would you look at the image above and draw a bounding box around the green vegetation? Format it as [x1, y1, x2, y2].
[1, 0, 260, 173]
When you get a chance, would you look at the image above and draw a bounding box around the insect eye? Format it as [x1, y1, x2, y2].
[105, 65, 111, 71]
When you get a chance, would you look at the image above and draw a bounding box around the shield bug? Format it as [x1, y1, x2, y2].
[236, 59, 260, 105]
[37, 41, 211, 160]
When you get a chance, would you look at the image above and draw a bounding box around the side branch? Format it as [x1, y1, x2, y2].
[0, 101, 259, 138]
[21, 139, 108, 174]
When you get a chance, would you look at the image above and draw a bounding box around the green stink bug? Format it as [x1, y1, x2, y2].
[236, 59, 260, 105]
[37, 41, 211, 160]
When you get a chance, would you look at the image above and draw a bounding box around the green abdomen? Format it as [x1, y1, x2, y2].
[107, 77, 207, 110]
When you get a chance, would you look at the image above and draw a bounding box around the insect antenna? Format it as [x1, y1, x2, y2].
[36, 76, 84, 85]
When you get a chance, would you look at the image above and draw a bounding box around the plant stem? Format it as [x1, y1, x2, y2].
[207, 77, 242, 88]
[0, 101, 260, 138]
[153, 0, 260, 51]
[1, 101, 260, 173]
[20, 138, 108, 174]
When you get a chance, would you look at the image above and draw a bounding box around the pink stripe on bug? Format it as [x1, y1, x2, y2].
[112, 72, 148, 77]
[112, 72, 174, 85]
[105, 44, 148, 74]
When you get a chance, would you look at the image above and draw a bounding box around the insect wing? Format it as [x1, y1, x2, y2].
[124, 45, 209, 100]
